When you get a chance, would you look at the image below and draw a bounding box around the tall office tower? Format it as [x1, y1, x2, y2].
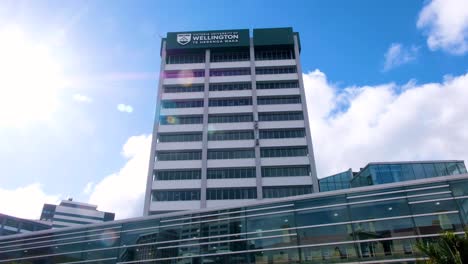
[144, 27, 319, 215]
[40, 199, 115, 228]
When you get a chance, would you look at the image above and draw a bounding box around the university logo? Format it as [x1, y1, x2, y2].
[177, 34, 191, 45]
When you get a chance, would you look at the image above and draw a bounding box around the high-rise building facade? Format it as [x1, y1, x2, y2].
[40, 199, 115, 228]
[144, 28, 319, 215]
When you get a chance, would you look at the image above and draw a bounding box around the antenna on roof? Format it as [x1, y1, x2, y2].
[68, 197, 73, 201]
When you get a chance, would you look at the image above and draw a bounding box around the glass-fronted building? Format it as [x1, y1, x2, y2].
[319, 169, 353, 192]
[0, 214, 50, 237]
[351, 160, 467, 188]
[2, 173, 468, 263]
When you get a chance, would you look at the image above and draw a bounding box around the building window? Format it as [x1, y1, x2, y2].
[164, 85, 204, 93]
[259, 129, 305, 139]
[207, 188, 257, 200]
[207, 167, 256, 179]
[207, 149, 255, 160]
[208, 130, 254, 141]
[255, 67, 297, 75]
[161, 100, 203, 109]
[210, 68, 250, 77]
[255, 48, 295, 61]
[164, 70, 205, 78]
[160, 115, 203, 125]
[261, 147, 308, 158]
[158, 133, 202, 142]
[209, 98, 252, 107]
[211, 51, 250, 62]
[262, 166, 310, 177]
[166, 53, 205, 64]
[263, 186, 312, 198]
[208, 114, 253, 123]
[156, 151, 202, 161]
[257, 96, 301, 105]
[256, 81, 299, 89]
[209, 82, 251, 91]
[258, 112, 304, 122]
[152, 190, 201, 201]
[154, 170, 201, 180]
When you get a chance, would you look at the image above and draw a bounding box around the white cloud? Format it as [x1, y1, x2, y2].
[83, 181, 94, 195]
[73, 93, 92, 103]
[88, 135, 151, 219]
[117, 103, 133, 113]
[304, 70, 468, 178]
[0, 183, 61, 219]
[417, 0, 468, 55]
[383, 43, 418, 71]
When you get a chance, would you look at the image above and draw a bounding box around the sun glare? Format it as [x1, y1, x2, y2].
[0, 26, 64, 127]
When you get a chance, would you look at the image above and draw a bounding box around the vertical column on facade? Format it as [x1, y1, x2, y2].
[200, 49, 211, 208]
[249, 38, 263, 199]
[143, 40, 167, 215]
[293, 34, 320, 193]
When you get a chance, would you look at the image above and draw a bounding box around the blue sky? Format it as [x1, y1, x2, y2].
[0, 0, 467, 219]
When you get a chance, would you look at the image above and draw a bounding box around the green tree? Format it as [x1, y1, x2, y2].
[416, 231, 468, 264]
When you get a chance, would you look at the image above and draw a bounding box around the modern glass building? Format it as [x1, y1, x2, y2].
[145, 27, 319, 215]
[350, 160, 467, 188]
[2, 173, 468, 263]
[318, 169, 353, 192]
[0, 214, 50, 237]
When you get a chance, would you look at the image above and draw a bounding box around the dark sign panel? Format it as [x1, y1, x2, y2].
[166, 29, 250, 49]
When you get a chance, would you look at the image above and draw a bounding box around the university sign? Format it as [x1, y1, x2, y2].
[166, 29, 249, 49]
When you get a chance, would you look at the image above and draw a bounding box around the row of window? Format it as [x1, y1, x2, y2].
[259, 128, 305, 139]
[164, 85, 204, 93]
[161, 96, 301, 109]
[256, 67, 297, 75]
[164, 67, 297, 79]
[165, 48, 295, 64]
[207, 188, 257, 200]
[164, 70, 205, 78]
[209, 82, 251, 91]
[158, 133, 202, 142]
[154, 170, 201, 181]
[263, 185, 312, 198]
[160, 115, 203, 125]
[156, 147, 308, 161]
[255, 48, 295, 61]
[207, 167, 256, 179]
[151, 185, 311, 201]
[260, 147, 308, 158]
[210, 68, 251, 77]
[207, 149, 255, 160]
[208, 98, 252, 107]
[157, 129, 303, 143]
[258, 96, 301, 105]
[256, 81, 299, 89]
[211, 51, 250, 62]
[163, 81, 298, 94]
[158, 111, 304, 125]
[208, 130, 254, 141]
[153, 166, 310, 181]
[161, 100, 203, 109]
[258, 111, 303, 121]
[166, 53, 205, 64]
[207, 114, 253, 123]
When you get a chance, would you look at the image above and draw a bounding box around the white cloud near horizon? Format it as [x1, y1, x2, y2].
[383, 43, 418, 71]
[73, 93, 92, 103]
[0, 183, 61, 219]
[87, 135, 151, 219]
[304, 70, 468, 178]
[117, 103, 133, 113]
[417, 0, 468, 55]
